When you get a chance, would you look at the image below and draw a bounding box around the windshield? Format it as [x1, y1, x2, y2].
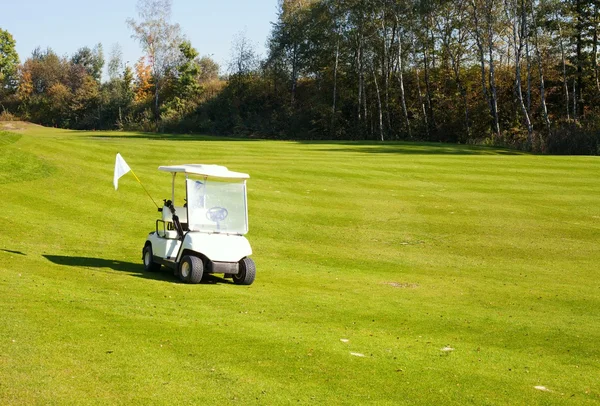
[186, 178, 248, 234]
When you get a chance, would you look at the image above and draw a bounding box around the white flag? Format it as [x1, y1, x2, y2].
[114, 153, 131, 190]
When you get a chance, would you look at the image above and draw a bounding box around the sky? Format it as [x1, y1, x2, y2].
[0, 0, 279, 77]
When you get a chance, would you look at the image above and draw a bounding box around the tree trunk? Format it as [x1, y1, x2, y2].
[530, 2, 550, 136]
[291, 43, 298, 106]
[423, 24, 436, 131]
[471, 0, 493, 132]
[573, 78, 577, 121]
[331, 22, 341, 136]
[357, 34, 363, 122]
[415, 65, 429, 138]
[154, 84, 159, 123]
[508, 0, 533, 143]
[557, 16, 570, 120]
[363, 68, 368, 128]
[149, 43, 160, 126]
[411, 32, 428, 137]
[439, 2, 470, 140]
[372, 66, 384, 141]
[595, 15, 600, 91]
[576, 0, 584, 118]
[486, 0, 501, 139]
[525, 21, 532, 112]
[381, 12, 392, 137]
[396, 24, 411, 138]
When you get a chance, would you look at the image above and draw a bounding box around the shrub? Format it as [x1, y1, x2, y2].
[545, 121, 599, 155]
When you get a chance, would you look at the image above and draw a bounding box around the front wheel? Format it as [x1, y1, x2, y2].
[233, 257, 256, 286]
[143, 244, 161, 272]
[179, 255, 203, 284]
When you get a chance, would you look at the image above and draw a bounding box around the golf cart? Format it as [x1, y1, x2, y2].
[142, 164, 255, 285]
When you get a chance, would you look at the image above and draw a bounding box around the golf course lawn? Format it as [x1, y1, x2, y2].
[0, 122, 599, 405]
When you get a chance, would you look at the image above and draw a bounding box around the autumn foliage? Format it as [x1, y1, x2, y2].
[2, 0, 600, 154]
[133, 57, 153, 103]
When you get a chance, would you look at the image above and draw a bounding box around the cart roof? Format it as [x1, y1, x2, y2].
[158, 164, 249, 179]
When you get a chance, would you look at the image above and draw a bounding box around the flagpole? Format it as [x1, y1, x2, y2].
[129, 169, 159, 209]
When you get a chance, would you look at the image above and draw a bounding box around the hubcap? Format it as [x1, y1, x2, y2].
[181, 262, 190, 278]
[144, 250, 151, 266]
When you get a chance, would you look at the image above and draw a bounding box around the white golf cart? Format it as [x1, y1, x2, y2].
[142, 164, 255, 285]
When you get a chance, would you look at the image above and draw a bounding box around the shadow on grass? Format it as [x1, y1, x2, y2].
[2, 249, 26, 255]
[43, 254, 233, 285]
[302, 141, 526, 156]
[87, 133, 261, 142]
[44, 255, 172, 282]
[87, 132, 525, 155]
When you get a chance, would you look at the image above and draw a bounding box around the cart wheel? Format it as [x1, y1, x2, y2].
[179, 255, 203, 284]
[143, 244, 161, 272]
[233, 257, 256, 285]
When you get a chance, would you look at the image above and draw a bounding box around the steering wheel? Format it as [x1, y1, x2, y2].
[206, 207, 228, 222]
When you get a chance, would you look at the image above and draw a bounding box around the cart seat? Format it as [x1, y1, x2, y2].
[157, 229, 179, 239]
[161, 206, 188, 223]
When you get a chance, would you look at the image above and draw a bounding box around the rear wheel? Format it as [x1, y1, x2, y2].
[143, 244, 161, 272]
[233, 257, 256, 285]
[179, 255, 203, 284]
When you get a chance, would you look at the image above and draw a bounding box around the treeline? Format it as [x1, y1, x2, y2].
[246, 0, 600, 154]
[0, 35, 221, 133]
[1, 0, 600, 154]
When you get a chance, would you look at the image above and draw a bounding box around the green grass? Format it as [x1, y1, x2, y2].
[0, 122, 599, 405]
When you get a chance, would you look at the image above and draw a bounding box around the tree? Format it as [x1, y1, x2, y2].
[47, 82, 71, 118]
[197, 56, 219, 83]
[123, 64, 134, 96]
[127, 0, 182, 121]
[0, 28, 19, 93]
[133, 57, 153, 103]
[196, 56, 221, 101]
[229, 30, 259, 76]
[176, 41, 200, 97]
[5, 0, 600, 154]
[70, 75, 100, 123]
[15, 47, 102, 127]
[437, 0, 472, 140]
[267, 1, 320, 105]
[470, 0, 501, 139]
[108, 43, 124, 81]
[26, 48, 67, 95]
[162, 40, 201, 119]
[71, 44, 104, 82]
[530, 0, 551, 137]
[505, 0, 533, 142]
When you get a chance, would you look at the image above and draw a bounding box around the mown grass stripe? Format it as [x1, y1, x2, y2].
[1, 125, 599, 404]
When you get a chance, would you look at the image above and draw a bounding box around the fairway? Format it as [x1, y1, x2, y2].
[0, 123, 599, 405]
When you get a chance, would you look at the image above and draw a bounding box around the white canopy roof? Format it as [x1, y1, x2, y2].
[158, 164, 249, 179]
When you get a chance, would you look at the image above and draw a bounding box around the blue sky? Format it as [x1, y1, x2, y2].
[0, 0, 279, 77]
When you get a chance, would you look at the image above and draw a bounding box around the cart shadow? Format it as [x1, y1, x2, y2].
[43, 255, 234, 285]
[200, 274, 234, 285]
[44, 255, 173, 282]
[2, 249, 26, 256]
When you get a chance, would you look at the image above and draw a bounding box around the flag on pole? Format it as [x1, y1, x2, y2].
[114, 153, 131, 190]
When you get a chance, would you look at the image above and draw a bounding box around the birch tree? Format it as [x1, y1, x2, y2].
[127, 0, 182, 121]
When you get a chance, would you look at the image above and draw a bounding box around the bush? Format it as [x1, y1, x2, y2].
[120, 109, 157, 132]
[545, 121, 599, 155]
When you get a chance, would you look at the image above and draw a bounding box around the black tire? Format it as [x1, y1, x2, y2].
[233, 257, 256, 285]
[179, 255, 203, 284]
[143, 244, 161, 272]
